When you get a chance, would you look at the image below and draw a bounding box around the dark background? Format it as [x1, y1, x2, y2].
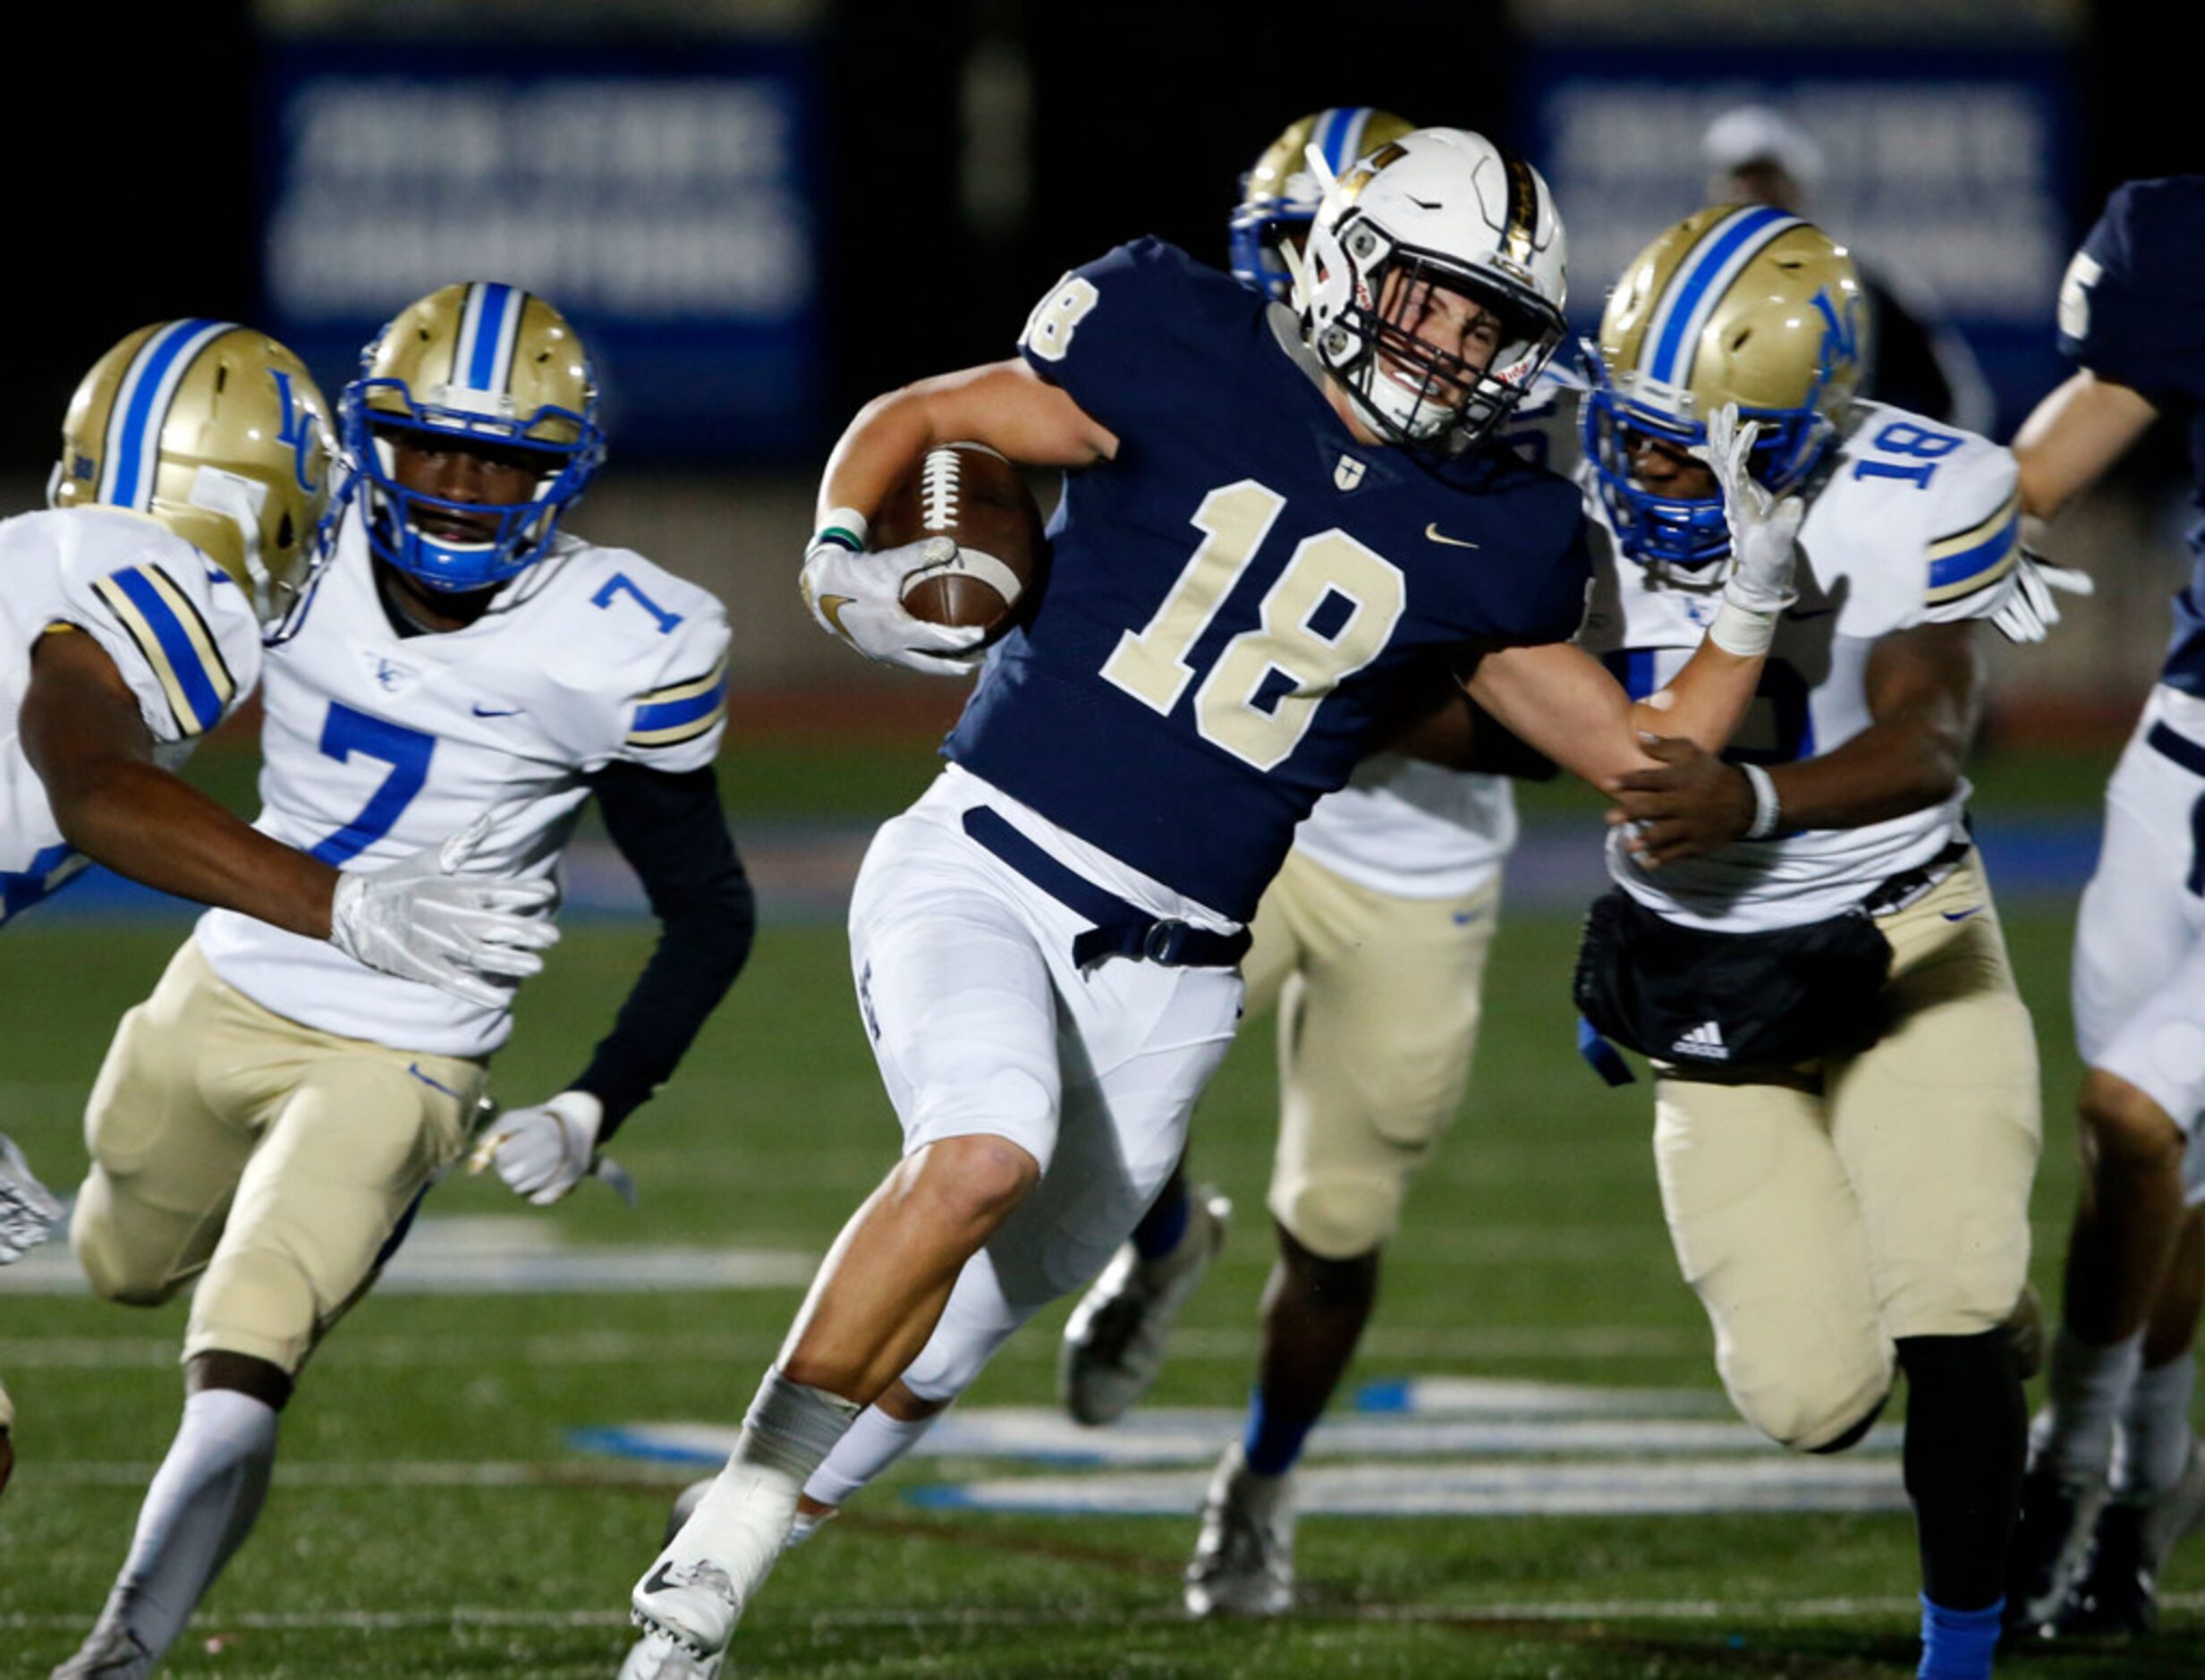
[12, 0, 2191, 467]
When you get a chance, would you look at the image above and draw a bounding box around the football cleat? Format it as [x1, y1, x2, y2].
[1060, 1189, 1229, 1426]
[2003, 1464, 2106, 1634]
[47, 1621, 153, 1679]
[1184, 1444, 1295, 1619]
[628, 1466, 794, 1665]
[2055, 1499, 2156, 1637]
[616, 1627, 723, 1680]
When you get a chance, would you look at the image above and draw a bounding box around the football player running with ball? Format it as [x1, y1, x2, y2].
[1566, 207, 2063, 1680]
[623, 129, 1801, 1677]
[2005, 174, 2205, 1641]
[50, 284, 754, 1679]
[2, 320, 551, 1507]
[1047, 106, 1560, 1619]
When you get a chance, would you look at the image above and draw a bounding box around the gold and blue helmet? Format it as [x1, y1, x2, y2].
[340, 281, 606, 594]
[51, 319, 336, 630]
[1582, 205, 1864, 569]
[1230, 107, 1417, 302]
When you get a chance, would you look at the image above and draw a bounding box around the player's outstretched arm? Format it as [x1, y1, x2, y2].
[22, 627, 557, 1002]
[20, 625, 339, 937]
[2012, 369, 2158, 521]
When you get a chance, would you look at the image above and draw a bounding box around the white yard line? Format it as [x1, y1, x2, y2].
[4, 1595, 2201, 1634]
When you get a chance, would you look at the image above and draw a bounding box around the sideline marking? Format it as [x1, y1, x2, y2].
[0, 1215, 815, 1297]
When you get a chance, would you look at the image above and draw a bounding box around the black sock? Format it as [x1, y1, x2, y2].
[1895, 1328, 2027, 1610]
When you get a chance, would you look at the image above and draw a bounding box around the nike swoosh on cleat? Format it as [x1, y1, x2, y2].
[1424, 523, 1480, 549]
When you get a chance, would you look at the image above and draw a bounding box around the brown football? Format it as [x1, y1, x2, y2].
[875, 442, 1047, 639]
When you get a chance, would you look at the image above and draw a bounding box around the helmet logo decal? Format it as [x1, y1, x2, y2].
[1810, 285, 1862, 378]
[270, 369, 324, 496]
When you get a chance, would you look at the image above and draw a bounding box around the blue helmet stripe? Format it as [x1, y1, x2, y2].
[99, 319, 231, 510]
[1646, 207, 1800, 387]
[456, 286, 520, 396]
[1321, 108, 1363, 173]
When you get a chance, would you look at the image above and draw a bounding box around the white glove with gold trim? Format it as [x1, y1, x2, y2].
[800, 519, 987, 677]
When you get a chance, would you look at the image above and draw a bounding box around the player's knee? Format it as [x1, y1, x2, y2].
[1274, 1175, 1401, 1260]
[70, 1181, 182, 1307]
[190, 1246, 318, 1373]
[906, 1133, 1041, 1232]
[1720, 1340, 1892, 1452]
[2079, 1070, 2185, 1178]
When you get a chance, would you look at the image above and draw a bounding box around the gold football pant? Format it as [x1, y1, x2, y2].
[1244, 848, 1501, 1260]
[1652, 854, 2040, 1449]
[72, 940, 487, 1375]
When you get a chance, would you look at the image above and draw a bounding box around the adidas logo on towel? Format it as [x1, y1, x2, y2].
[1672, 1020, 1729, 1060]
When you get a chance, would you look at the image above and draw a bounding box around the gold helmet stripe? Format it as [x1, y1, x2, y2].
[1500, 153, 1540, 268]
[1641, 206, 1805, 388]
[98, 319, 233, 510]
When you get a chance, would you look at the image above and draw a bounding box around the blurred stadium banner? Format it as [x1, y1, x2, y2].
[256, 34, 822, 459]
[1520, 43, 2076, 437]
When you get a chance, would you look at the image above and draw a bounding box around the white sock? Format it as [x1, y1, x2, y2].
[2032, 1327, 2143, 1481]
[96, 1388, 278, 1664]
[2114, 1354, 2198, 1501]
[802, 1404, 941, 1510]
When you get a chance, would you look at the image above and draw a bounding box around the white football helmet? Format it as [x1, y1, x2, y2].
[1297, 127, 1567, 448]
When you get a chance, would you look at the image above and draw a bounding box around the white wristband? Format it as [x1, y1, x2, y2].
[1708, 596, 1778, 658]
[1740, 762, 1782, 841]
[814, 505, 869, 552]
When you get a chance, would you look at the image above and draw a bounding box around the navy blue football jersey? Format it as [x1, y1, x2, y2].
[945, 238, 1590, 921]
[2057, 176, 2205, 692]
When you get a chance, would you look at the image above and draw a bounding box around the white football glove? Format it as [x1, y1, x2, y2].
[0, 1133, 64, 1266]
[800, 535, 987, 676]
[471, 1090, 600, 1205]
[327, 815, 560, 1009]
[1691, 403, 1805, 620]
[1992, 547, 2094, 645]
[466, 1090, 638, 1207]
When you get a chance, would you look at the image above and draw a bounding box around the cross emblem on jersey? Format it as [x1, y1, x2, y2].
[369, 654, 414, 692]
[1333, 454, 1367, 492]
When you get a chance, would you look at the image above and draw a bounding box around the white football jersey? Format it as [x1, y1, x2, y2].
[196, 512, 729, 1056]
[1289, 757, 1514, 901]
[1567, 396, 2022, 931]
[0, 506, 261, 923]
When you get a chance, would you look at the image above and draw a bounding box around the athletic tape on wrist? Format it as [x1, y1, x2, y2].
[814, 505, 869, 552]
[1740, 762, 1782, 841]
[1709, 597, 1777, 658]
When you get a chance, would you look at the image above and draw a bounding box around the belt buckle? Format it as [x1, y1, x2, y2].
[1141, 919, 1191, 964]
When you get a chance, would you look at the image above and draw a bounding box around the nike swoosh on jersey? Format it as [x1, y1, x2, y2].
[1424, 523, 1480, 549]
[471, 703, 522, 717]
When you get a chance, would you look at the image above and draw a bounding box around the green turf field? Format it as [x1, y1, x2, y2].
[2, 742, 2200, 1676]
